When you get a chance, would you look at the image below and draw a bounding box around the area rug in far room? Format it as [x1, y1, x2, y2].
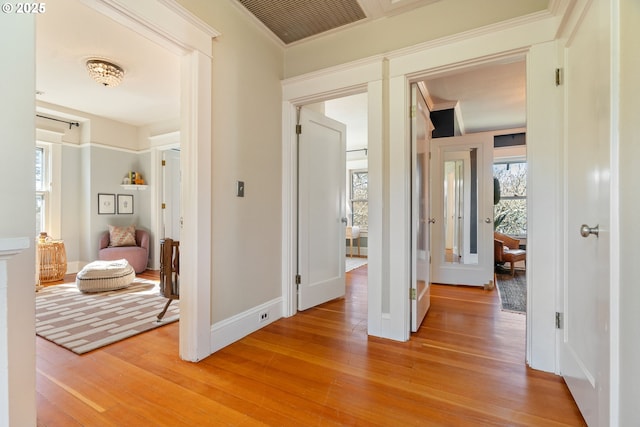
[495, 269, 526, 314]
[346, 257, 367, 272]
[35, 278, 179, 355]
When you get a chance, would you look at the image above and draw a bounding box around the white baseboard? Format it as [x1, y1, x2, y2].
[66, 261, 86, 274]
[210, 297, 283, 353]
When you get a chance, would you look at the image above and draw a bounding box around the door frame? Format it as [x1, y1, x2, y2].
[282, 8, 580, 373]
[150, 133, 180, 270]
[92, 0, 218, 362]
[281, 60, 383, 320]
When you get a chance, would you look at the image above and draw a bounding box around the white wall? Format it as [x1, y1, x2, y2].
[618, 0, 640, 422]
[284, 0, 548, 77]
[36, 104, 157, 272]
[176, 0, 285, 324]
[0, 13, 37, 427]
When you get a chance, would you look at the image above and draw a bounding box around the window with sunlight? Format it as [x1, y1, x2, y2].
[36, 145, 49, 236]
[493, 162, 526, 236]
[350, 170, 368, 229]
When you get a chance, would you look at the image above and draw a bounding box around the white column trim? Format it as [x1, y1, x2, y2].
[84, 0, 217, 362]
[0, 238, 29, 427]
[180, 50, 212, 361]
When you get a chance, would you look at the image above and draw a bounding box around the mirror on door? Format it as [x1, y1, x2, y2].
[442, 149, 478, 265]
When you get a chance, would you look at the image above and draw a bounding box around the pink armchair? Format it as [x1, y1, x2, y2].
[98, 229, 150, 273]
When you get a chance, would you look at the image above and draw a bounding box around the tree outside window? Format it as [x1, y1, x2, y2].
[493, 162, 526, 236]
[350, 170, 368, 229]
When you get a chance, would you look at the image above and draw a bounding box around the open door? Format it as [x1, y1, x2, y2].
[559, 0, 611, 423]
[297, 108, 347, 311]
[162, 149, 181, 240]
[411, 83, 431, 331]
[430, 134, 494, 286]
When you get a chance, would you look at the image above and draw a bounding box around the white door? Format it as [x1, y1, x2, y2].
[430, 134, 493, 286]
[559, 0, 611, 424]
[162, 149, 181, 240]
[298, 108, 347, 311]
[411, 84, 431, 331]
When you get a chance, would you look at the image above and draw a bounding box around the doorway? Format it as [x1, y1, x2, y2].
[410, 58, 528, 329]
[295, 93, 369, 313]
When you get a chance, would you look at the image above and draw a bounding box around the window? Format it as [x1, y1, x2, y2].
[493, 161, 526, 236]
[350, 170, 368, 229]
[35, 144, 50, 236]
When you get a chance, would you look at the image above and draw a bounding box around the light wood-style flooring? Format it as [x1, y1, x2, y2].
[36, 267, 585, 426]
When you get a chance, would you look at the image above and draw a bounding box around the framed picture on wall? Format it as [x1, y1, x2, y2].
[117, 194, 134, 215]
[97, 193, 116, 215]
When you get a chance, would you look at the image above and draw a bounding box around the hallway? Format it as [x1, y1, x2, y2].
[36, 267, 585, 426]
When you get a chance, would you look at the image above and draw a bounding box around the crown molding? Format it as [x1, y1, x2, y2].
[387, 9, 553, 61]
[227, 0, 286, 49]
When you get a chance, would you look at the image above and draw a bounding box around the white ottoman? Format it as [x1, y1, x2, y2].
[76, 259, 135, 293]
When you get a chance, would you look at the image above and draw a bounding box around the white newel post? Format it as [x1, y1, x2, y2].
[0, 238, 30, 427]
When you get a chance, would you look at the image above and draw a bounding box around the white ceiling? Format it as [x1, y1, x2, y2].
[423, 59, 527, 134]
[36, 0, 525, 134]
[36, 0, 180, 127]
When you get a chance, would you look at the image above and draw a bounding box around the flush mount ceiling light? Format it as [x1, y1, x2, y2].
[86, 59, 124, 87]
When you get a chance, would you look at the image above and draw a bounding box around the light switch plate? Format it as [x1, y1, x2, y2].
[237, 181, 245, 197]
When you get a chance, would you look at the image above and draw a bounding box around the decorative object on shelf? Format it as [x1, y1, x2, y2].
[86, 58, 124, 87]
[121, 171, 148, 190]
[125, 171, 145, 185]
[98, 193, 116, 215]
[36, 237, 67, 283]
[117, 194, 134, 214]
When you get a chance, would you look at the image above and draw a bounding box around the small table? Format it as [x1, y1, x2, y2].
[37, 240, 67, 283]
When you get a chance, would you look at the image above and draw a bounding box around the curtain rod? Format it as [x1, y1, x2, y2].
[36, 114, 80, 129]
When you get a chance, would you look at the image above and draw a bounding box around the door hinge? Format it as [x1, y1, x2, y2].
[296, 124, 302, 135]
[555, 68, 563, 86]
[410, 288, 416, 300]
[410, 105, 416, 118]
[162, 159, 166, 166]
[295, 274, 301, 285]
[161, 203, 166, 209]
[555, 312, 564, 329]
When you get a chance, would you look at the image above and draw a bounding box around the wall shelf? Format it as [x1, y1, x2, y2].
[121, 184, 148, 191]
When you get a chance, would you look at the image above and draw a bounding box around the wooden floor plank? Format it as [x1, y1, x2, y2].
[36, 266, 585, 426]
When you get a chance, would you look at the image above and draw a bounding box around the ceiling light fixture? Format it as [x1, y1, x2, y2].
[86, 59, 124, 87]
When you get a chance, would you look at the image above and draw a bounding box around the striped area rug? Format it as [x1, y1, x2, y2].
[35, 278, 179, 354]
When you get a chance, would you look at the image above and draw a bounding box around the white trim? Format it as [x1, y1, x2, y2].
[35, 128, 64, 144]
[149, 132, 181, 270]
[86, 0, 218, 57]
[210, 298, 283, 353]
[281, 102, 297, 317]
[65, 261, 85, 275]
[78, 141, 147, 154]
[0, 238, 30, 258]
[608, 0, 620, 422]
[0, 237, 29, 427]
[282, 56, 384, 102]
[178, 50, 213, 361]
[387, 74, 411, 340]
[84, 0, 217, 362]
[281, 62, 384, 324]
[148, 131, 180, 148]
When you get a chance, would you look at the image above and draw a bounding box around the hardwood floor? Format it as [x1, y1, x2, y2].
[36, 267, 585, 426]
